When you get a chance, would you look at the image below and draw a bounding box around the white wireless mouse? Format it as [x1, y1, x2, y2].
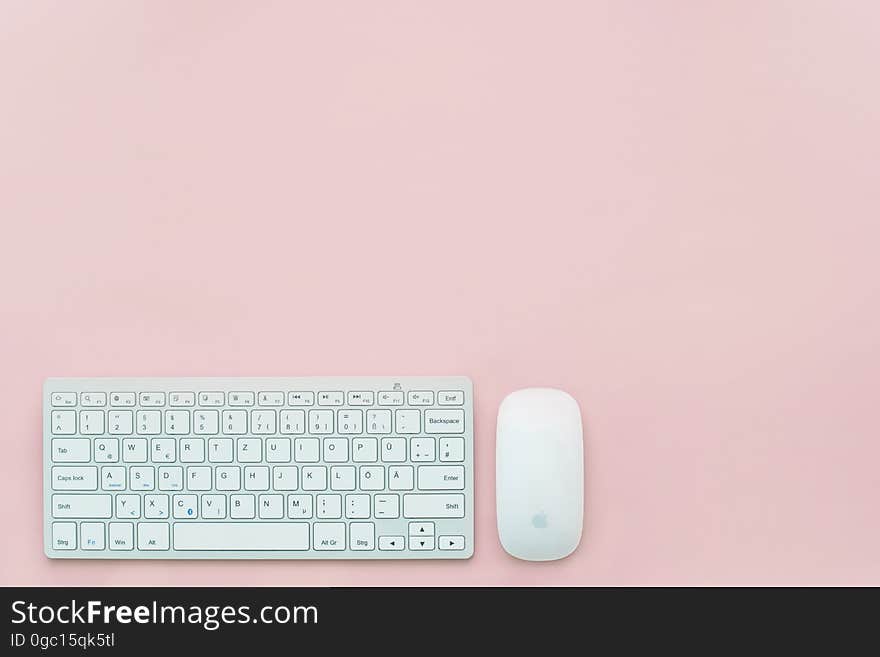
[496, 388, 584, 561]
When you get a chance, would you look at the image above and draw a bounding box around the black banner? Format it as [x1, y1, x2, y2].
[1, 587, 874, 652]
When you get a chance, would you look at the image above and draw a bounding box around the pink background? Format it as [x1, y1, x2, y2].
[1, 2, 879, 586]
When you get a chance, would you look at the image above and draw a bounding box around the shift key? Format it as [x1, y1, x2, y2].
[51, 494, 112, 518]
[403, 494, 465, 518]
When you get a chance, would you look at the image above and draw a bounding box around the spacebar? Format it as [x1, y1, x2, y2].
[173, 523, 309, 551]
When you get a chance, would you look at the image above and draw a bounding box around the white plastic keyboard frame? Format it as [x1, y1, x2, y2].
[43, 376, 474, 560]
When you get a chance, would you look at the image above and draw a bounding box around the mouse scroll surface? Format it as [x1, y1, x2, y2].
[496, 389, 584, 561]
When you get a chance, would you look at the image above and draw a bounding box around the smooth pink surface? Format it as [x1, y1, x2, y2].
[1, 2, 879, 586]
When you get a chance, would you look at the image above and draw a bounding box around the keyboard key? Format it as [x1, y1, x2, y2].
[108, 410, 133, 435]
[317, 391, 344, 406]
[309, 409, 333, 434]
[50, 392, 77, 407]
[110, 392, 136, 406]
[174, 522, 308, 551]
[186, 466, 211, 490]
[424, 409, 465, 433]
[52, 494, 112, 518]
[294, 438, 320, 462]
[350, 522, 375, 549]
[51, 410, 76, 435]
[109, 523, 134, 550]
[180, 438, 205, 463]
[216, 466, 241, 491]
[317, 494, 342, 518]
[287, 391, 315, 406]
[115, 494, 140, 518]
[81, 522, 105, 549]
[287, 494, 312, 518]
[80, 392, 107, 407]
[144, 495, 169, 519]
[410, 437, 435, 462]
[94, 438, 119, 463]
[388, 466, 414, 491]
[169, 392, 195, 407]
[366, 409, 392, 434]
[199, 391, 224, 406]
[136, 410, 161, 434]
[381, 437, 406, 462]
[52, 439, 90, 462]
[52, 466, 98, 490]
[230, 494, 255, 518]
[193, 410, 219, 435]
[359, 466, 384, 490]
[208, 438, 233, 462]
[130, 466, 155, 490]
[222, 410, 247, 434]
[150, 438, 175, 462]
[229, 391, 255, 406]
[258, 391, 285, 406]
[378, 535, 404, 550]
[378, 391, 404, 406]
[346, 494, 370, 519]
[395, 409, 421, 434]
[337, 409, 363, 434]
[122, 439, 147, 462]
[158, 466, 183, 490]
[352, 437, 378, 462]
[279, 410, 306, 434]
[266, 438, 291, 463]
[438, 390, 465, 405]
[173, 494, 198, 518]
[313, 522, 345, 550]
[418, 465, 465, 490]
[138, 522, 170, 550]
[409, 522, 434, 536]
[52, 522, 77, 549]
[250, 409, 276, 434]
[330, 465, 355, 491]
[272, 466, 298, 490]
[403, 494, 465, 518]
[201, 494, 226, 519]
[409, 535, 435, 550]
[323, 437, 348, 462]
[244, 466, 270, 490]
[374, 493, 400, 518]
[101, 466, 125, 490]
[439, 437, 465, 462]
[258, 494, 284, 519]
[238, 438, 262, 463]
[78, 410, 104, 435]
[347, 391, 374, 406]
[408, 391, 434, 406]
[139, 392, 165, 406]
[165, 410, 190, 435]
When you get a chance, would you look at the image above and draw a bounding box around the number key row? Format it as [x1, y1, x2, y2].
[51, 408, 465, 436]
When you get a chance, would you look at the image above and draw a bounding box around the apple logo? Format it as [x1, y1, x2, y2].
[531, 512, 548, 529]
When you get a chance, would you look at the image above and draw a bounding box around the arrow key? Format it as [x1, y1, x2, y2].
[408, 521, 434, 536]
[378, 536, 405, 551]
[409, 535, 436, 550]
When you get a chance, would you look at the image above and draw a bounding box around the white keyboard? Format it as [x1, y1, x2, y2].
[43, 377, 474, 559]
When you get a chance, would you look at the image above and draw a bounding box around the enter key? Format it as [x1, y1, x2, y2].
[417, 465, 465, 490]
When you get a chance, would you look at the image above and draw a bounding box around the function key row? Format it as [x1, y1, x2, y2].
[51, 390, 466, 408]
